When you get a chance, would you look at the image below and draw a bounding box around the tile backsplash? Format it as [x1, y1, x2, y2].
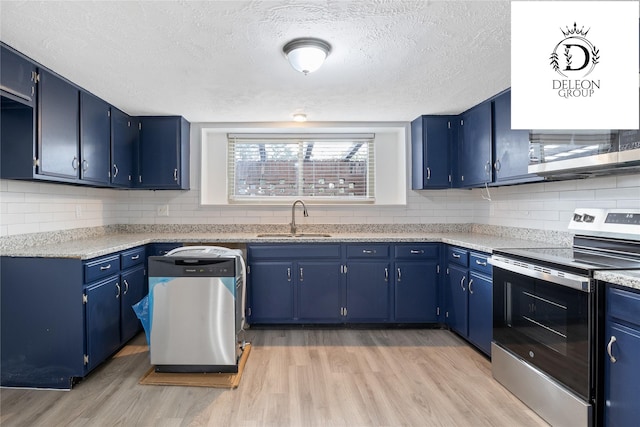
[1, 173, 638, 237]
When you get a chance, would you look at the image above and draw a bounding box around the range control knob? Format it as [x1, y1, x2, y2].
[573, 213, 583, 222]
[583, 214, 595, 223]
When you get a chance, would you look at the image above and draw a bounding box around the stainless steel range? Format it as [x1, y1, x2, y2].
[490, 208, 640, 427]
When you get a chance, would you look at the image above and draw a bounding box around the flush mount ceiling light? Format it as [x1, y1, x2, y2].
[283, 38, 331, 75]
[292, 113, 307, 122]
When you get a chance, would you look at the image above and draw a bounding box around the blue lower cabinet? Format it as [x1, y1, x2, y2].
[445, 248, 492, 356]
[346, 261, 391, 322]
[120, 264, 146, 343]
[1, 257, 84, 389]
[85, 276, 121, 373]
[0, 246, 148, 389]
[394, 260, 439, 322]
[297, 261, 342, 322]
[446, 264, 469, 336]
[247, 243, 442, 325]
[467, 272, 492, 355]
[604, 285, 640, 426]
[248, 261, 295, 323]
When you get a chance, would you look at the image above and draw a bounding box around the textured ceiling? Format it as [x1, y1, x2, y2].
[0, 1, 512, 123]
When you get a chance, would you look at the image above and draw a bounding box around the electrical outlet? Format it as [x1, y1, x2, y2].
[157, 205, 169, 217]
[75, 205, 82, 219]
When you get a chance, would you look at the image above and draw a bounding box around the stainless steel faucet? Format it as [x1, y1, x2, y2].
[290, 200, 308, 235]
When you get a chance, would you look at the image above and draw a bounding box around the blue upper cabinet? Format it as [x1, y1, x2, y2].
[0, 45, 36, 105]
[138, 116, 190, 190]
[457, 101, 492, 188]
[37, 68, 80, 180]
[80, 91, 111, 185]
[111, 108, 137, 187]
[1, 42, 188, 190]
[411, 115, 456, 189]
[492, 90, 542, 185]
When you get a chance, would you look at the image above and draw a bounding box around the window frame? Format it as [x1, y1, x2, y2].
[227, 133, 376, 204]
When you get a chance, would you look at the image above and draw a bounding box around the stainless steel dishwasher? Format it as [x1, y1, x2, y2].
[147, 246, 246, 373]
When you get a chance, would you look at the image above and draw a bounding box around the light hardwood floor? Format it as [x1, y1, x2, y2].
[0, 328, 548, 426]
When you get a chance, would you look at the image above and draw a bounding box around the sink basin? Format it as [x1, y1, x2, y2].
[256, 233, 332, 238]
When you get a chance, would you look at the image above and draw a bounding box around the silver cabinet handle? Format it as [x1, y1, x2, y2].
[468, 278, 474, 294]
[131, 255, 140, 260]
[607, 336, 617, 363]
[410, 249, 424, 254]
[362, 249, 376, 254]
[82, 159, 89, 172]
[100, 264, 112, 271]
[72, 156, 79, 171]
[123, 279, 129, 295]
[113, 164, 119, 178]
[426, 167, 431, 180]
[115, 282, 121, 299]
[475, 259, 487, 266]
[397, 268, 402, 282]
[384, 267, 389, 282]
[299, 267, 304, 282]
[485, 161, 491, 175]
[173, 168, 178, 181]
[452, 253, 461, 259]
[460, 275, 466, 291]
[287, 267, 291, 282]
[494, 159, 501, 171]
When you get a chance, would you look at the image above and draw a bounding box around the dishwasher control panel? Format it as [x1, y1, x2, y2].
[149, 256, 236, 277]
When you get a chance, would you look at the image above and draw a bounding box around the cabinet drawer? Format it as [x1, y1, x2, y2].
[84, 254, 120, 283]
[120, 246, 145, 270]
[607, 286, 640, 328]
[447, 246, 469, 267]
[394, 244, 438, 259]
[249, 244, 341, 260]
[469, 252, 491, 275]
[346, 244, 389, 259]
[149, 243, 182, 256]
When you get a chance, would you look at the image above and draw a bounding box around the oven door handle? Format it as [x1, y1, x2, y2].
[489, 256, 593, 292]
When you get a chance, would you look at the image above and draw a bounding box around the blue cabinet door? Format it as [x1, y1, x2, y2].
[411, 115, 454, 189]
[297, 261, 342, 322]
[138, 116, 190, 189]
[1, 257, 84, 389]
[604, 321, 640, 427]
[1, 44, 36, 104]
[120, 265, 146, 344]
[394, 260, 439, 322]
[492, 90, 541, 185]
[468, 271, 492, 355]
[458, 102, 492, 187]
[80, 91, 110, 185]
[85, 276, 121, 373]
[111, 108, 136, 187]
[346, 261, 390, 322]
[248, 261, 294, 323]
[446, 264, 468, 336]
[37, 69, 80, 179]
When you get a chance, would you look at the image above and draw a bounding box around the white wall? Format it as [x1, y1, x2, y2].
[1, 125, 639, 237]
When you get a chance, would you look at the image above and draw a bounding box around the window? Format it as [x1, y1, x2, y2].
[227, 133, 375, 202]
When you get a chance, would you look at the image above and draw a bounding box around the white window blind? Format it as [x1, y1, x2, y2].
[228, 133, 375, 202]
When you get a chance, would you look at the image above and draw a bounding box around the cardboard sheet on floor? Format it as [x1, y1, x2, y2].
[139, 344, 251, 388]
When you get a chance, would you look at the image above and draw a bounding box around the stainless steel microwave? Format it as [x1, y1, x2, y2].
[528, 129, 640, 177]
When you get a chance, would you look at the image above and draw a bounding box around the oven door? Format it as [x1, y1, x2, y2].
[492, 262, 594, 400]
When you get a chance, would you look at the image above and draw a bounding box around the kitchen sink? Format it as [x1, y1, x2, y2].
[256, 233, 332, 238]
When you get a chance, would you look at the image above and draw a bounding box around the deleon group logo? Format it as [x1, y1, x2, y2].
[549, 22, 601, 98]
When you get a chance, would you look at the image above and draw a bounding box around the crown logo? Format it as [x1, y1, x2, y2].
[561, 22, 590, 37]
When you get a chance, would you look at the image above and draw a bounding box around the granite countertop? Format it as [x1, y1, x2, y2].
[594, 270, 640, 291]
[3, 225, 639, 291]
[0, 231, 556, 259]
